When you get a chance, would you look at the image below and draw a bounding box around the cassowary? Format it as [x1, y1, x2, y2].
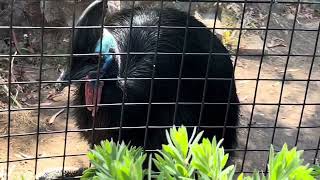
[63, 0, 240, 152]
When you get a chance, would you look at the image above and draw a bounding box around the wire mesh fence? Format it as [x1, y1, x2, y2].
[0, 0, 319, 179]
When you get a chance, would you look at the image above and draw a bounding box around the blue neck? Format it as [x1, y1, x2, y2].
[95, 29, 117, 73]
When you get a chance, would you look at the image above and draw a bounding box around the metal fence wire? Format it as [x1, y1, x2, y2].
[0, 0, 319, 179]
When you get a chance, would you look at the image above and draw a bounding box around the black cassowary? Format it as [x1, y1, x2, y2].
[64, 0, 240, 152]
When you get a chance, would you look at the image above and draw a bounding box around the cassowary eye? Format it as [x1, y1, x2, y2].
[109, 48, 115, 53]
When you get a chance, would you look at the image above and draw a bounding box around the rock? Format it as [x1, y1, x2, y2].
[239, 34, 268, 55]
[286, 13, 295, 20]
[40, 0, 92, 26]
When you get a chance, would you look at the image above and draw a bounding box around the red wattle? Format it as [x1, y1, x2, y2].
[84, 76, 104, 118]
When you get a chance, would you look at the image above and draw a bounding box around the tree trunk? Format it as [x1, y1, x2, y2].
[25, 0, 43, 26]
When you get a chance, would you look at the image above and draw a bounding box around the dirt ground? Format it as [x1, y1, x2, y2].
[0, 2, 319, 179]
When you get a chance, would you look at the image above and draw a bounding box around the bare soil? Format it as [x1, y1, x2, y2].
[0, 2, 319, 179]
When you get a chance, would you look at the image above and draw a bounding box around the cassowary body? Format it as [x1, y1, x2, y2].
[65, 1, 239, 151]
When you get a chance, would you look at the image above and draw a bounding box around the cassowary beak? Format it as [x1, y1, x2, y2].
[84, 75, 104, 118]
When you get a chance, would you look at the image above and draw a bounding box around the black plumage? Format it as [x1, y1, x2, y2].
[64, 0, 240, 152]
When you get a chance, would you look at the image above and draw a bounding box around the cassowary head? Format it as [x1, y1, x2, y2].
[83, 28, 118, 117]
[62, 0, 118, 116]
